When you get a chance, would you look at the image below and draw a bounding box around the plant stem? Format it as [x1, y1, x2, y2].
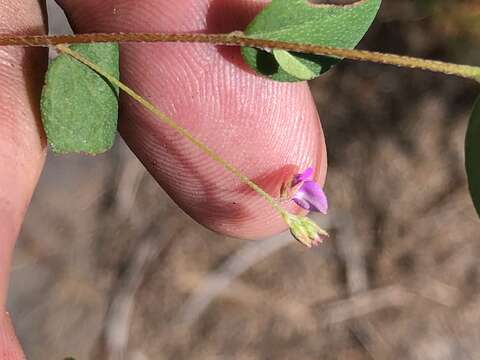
[55, 44, 288, 217]
[2, 32, 480, 82]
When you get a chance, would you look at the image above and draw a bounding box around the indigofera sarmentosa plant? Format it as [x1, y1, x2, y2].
[2, 0, 479, 246]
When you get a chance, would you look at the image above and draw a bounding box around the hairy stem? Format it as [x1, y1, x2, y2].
[55, 44, 288, 217]
[2, 32, 480, 82]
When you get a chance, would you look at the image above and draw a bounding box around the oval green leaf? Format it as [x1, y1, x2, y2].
[41, 43, 119, 154]
[272, 49, 317, 80]
[242, 0, 382, 82]
[466, 95, 480, 217]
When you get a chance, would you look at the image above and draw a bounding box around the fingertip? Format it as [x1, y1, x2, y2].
[0, 0, 48, 308]
[0, 313, 24, 360]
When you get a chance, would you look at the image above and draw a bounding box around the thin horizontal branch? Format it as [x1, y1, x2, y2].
[1, 32, 479, 81]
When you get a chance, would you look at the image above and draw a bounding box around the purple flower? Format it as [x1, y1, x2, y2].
[291, 167, 328, 214]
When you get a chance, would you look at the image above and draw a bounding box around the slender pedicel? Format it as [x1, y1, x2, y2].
[55, 44, 329, 247]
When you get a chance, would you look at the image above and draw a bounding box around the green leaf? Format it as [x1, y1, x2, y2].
[466, 96, 480, 217]
[41, 43, 119, 154]
[272, 49, 317, 80]
[242, 0, 382, 82]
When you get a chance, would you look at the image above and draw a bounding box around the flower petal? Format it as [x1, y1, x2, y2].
[292, 196, 311, 210]
[293, 180, 328, 214]
[292, 167, 314, 186]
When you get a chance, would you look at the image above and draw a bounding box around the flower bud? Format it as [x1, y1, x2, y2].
[282, 213, 328, 248]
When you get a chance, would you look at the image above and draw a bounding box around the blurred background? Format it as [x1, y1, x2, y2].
[8, 0, 480, 359]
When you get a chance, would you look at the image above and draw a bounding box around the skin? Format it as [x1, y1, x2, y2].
[0, 0, 327, 357]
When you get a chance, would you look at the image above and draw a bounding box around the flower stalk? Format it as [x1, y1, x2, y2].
[56, 44, 330, 247]
[56, 45, 288, 214]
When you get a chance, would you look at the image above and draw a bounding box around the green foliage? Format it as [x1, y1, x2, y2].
[242, 0, 382, 82]
[41, 43, 119, 154]
[466, 96, 480, 218]
[272, 49, 317, 80]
